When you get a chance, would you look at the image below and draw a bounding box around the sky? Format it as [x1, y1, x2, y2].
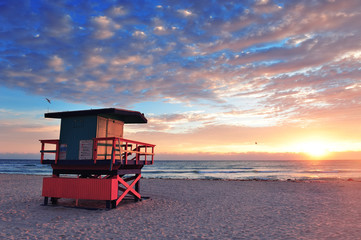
[0, 0, 361, 160]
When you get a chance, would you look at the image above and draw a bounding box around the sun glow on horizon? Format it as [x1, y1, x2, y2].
[298, 141, 330, 159]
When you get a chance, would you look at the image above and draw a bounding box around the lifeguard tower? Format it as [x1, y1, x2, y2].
[40, 108, 155, 209]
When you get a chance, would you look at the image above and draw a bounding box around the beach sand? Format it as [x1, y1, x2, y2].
[0, 174, 360, 239]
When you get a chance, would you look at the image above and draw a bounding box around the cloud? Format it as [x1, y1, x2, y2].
[153, 26, 168, 34]
[155, 152, 308, 161]
[91, 15, 121, 39]
[132, 30, 146, 38]
[109, 6, 127, 17]
[111, 55, 153, 66]
[48, 55, 64, 72]
[0, 108, 59, 154]
[0, 0, 361, 130]
[177, 9, 193, 17]
[87, 55, 106, 67]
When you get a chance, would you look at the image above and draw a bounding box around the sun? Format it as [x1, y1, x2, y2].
[299, 141, 329, 158]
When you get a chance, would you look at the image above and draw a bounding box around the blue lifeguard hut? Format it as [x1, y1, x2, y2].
[40, 108, 155, 208]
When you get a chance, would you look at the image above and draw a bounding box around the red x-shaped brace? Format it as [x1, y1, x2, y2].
[116, 174, 141, 205]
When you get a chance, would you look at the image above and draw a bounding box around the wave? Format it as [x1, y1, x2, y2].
[300, 170, 340, 174]
[196, 170, 252, 174]
[252, 170, 281, 173]
[142, 170, 196, 174]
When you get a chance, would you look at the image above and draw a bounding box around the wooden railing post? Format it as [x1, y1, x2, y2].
[117, 138, 122, 164]
[125, 141, 128, 165]
[40, 141, 45, 164]
[136, 144, 139, 165]
[152, 146, 154, 164]
[93, 139, 98, 164]
[55, 142, 59, 164]
[112, 138, 116, 164]
[145, 146, 147, 164]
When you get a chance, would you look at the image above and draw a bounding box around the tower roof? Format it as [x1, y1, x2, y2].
[44, 108, 147, 123]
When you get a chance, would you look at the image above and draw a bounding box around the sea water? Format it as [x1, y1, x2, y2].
[144, 160, 361, 181]
[1, 159, 361, 181]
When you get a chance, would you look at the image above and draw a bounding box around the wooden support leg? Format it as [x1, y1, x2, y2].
[111, 200, 117, 209]
[51, 197, 58, 205]
[106, 200, 117, 209]
[135, 180, 140, 202]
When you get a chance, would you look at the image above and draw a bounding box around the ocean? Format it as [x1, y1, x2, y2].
[1, 159, 361, 181]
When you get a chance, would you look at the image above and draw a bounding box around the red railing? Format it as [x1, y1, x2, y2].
[93, 137, 155, 166]
[40, 140, 60, 164]
[40, 138, 155, 166]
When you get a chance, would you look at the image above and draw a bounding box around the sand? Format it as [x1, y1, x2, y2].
[0, 174, 360, 239]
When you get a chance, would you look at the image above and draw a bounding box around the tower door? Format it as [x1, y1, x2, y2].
[96, 116, 124, 160]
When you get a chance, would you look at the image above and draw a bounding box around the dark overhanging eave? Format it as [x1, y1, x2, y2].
[44, 108, 147, 124]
